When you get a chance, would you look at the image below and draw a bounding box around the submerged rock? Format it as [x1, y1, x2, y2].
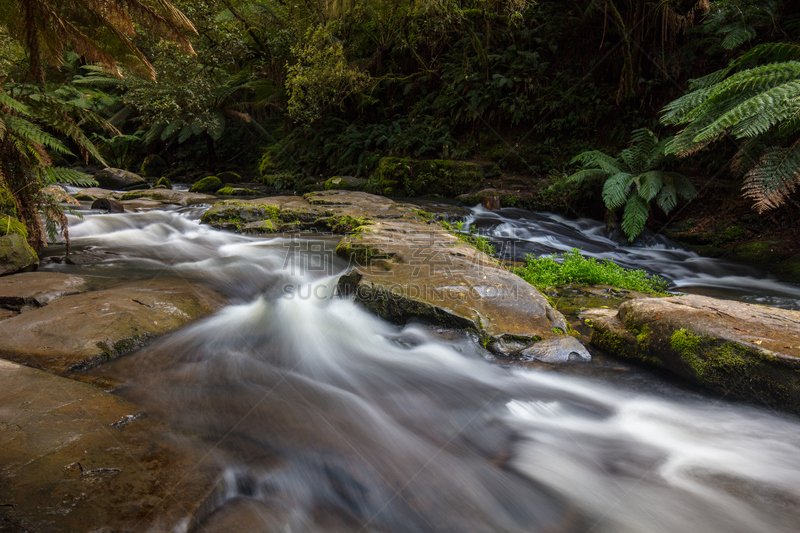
[203, 190, 584, 358]
[93, 167, 149, 190]
[0, 233, 38, 277]
[582, 294, 800, 412]
[0, 277, 225, 374]
[0, 358, 220, 532]
[91, 197, 125, 212]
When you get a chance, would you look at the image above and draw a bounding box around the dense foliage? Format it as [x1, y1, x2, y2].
[514, 248, 669, 294]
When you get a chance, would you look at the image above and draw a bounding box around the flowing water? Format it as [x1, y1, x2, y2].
[39, 204, 800, 532]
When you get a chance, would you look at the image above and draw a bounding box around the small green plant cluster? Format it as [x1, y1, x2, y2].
[514, 248, 668, 294]
[441, 220, 496, 256]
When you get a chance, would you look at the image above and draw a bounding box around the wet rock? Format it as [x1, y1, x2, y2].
[72, 187, 118, 201]
[93, 167, 149, 191]
[481, 196, 501, 210]
[0, 272, 89, 311]
[582, 295, 800, 413]
[216, 186, 260, 196]
[190, 176, 223, 194]
[324, 175, 365, 190]
[519, 335, 591, 363]
[0, 278, 225, 374]
[0, 233, 38, 277]
[216, 171, 241, 182]
[118, 188, 215, 206]
[90, 197, 125, 213]
[0, 358, 220, 532]
[202, 190, 581, 356]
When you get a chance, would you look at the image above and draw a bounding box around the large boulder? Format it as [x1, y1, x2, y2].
[0, 233, 38, 277]
[0, 277, 225, 374]
[190, 175, 223, 194]
[73, 187, 118, 201]
[202, 190, 588, 361]
[93, 167, 149, 191]
[0, 358, 220, 532]
[582, 294, 800, 412]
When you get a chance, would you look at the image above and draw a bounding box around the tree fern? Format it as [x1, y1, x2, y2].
[661, 43, 800, 212]
[567, 128, 695, 241]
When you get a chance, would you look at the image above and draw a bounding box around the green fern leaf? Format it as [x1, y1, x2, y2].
[621, 196, 649, 241]
[602, 172, 634, 209]
[567, 169, 609, 185]
[637, 171, 664, 201]
[656, 182, 677, 213]
[570, 150, 624, 174]
[45, 167, 96, 187]
[674, 175, 698, 200]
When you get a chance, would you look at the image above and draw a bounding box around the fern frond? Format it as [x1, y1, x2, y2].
[602, 172, 635, 209]
[570, 150, 624, 174]
[674, 175, 698, 200]
[621, 195, 649, 241]
[637, 171, 665, 201]
[44, 167, 96, 187]
[656, 181, 677, 213]
[694, 80, 800, 143]
[743, 144, 800, 212]
[3, 115, 72, 156]
[566, 169, 609, 185]
[720, 25, 755, 50]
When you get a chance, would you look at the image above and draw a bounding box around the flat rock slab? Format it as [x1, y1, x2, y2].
[582, 294, 800, 412]
[73, 188, 118, 202]
[0, 278, 225, 374]
[118, 188, 216, 206]
[0, 272, 90, 311]
[0, 358, 220, 532]
[202, 190, 588, 360]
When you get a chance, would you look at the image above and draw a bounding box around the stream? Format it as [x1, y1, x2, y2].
[39, 203, 800, 532]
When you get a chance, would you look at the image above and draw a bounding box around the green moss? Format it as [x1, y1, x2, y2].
[154, 177, 172, 189]
[731, 240, 785, 264]
[217, 171, 241, 182]
[190, 176, 223, 194]
[552, 327, 565, 335]
[0, 215, 29, 240]
[216, 187, 260, 196]
[140, 154, 167, 177]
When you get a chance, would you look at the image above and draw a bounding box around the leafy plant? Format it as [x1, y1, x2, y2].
[661, 42, 800, 213]
[514, 248, 669, 294]
[567, 128, 697, 241]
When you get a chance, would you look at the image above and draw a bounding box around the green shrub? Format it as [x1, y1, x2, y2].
[514, 248, 668, 294]
[368, 157, 482, 197]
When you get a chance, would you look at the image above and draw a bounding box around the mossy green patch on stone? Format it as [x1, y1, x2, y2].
[154, 177, 172, 189]
[190, 176, 223, 194]
[140, 154, 167, 177]
[217, 171, 241, 182]
[0, 184, 16, 217]
[216, 187, 260, 196]
[0, 215, 29, 240]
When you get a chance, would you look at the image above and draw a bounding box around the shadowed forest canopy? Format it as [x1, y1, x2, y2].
[1, 0, 799, 245]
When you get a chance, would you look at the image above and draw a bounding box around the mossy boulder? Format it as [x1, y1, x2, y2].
[154, 177, 173, 189]
[0, 233, 38, 277]
[324, 175, 365, 191]
[216, 171, 241, 182]
[164, 166, 187, 181]
[216, 186, 260, 196]
[368, 157, 483, 197]
[581, 295, 800, 413]
[139, 154, 168, 177]
[190, 175, 223, 194]
[730, 240, 787, 264]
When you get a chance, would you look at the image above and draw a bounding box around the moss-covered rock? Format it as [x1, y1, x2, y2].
[140, 154, 167, 177]
[93, 167, 148, 191]
[164, 166, 187, 181]
[582, 295, 800, 414]
[190, 175, 223, 194]
[324, 175, 366, 190]
[154, 177, 173, 189]
[367, 157, 483, 197]
[730, 240, 787, 264]
[0, 233, 38, 276]
[216, 186, 260, 196]
[216, 171, 242, 182]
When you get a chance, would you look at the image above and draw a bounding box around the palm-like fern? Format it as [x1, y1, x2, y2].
[568, 128, 697, 241]
[661, 42, 800, 212]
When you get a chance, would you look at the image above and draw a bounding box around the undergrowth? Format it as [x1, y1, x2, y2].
[514, 248, 668, 294]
